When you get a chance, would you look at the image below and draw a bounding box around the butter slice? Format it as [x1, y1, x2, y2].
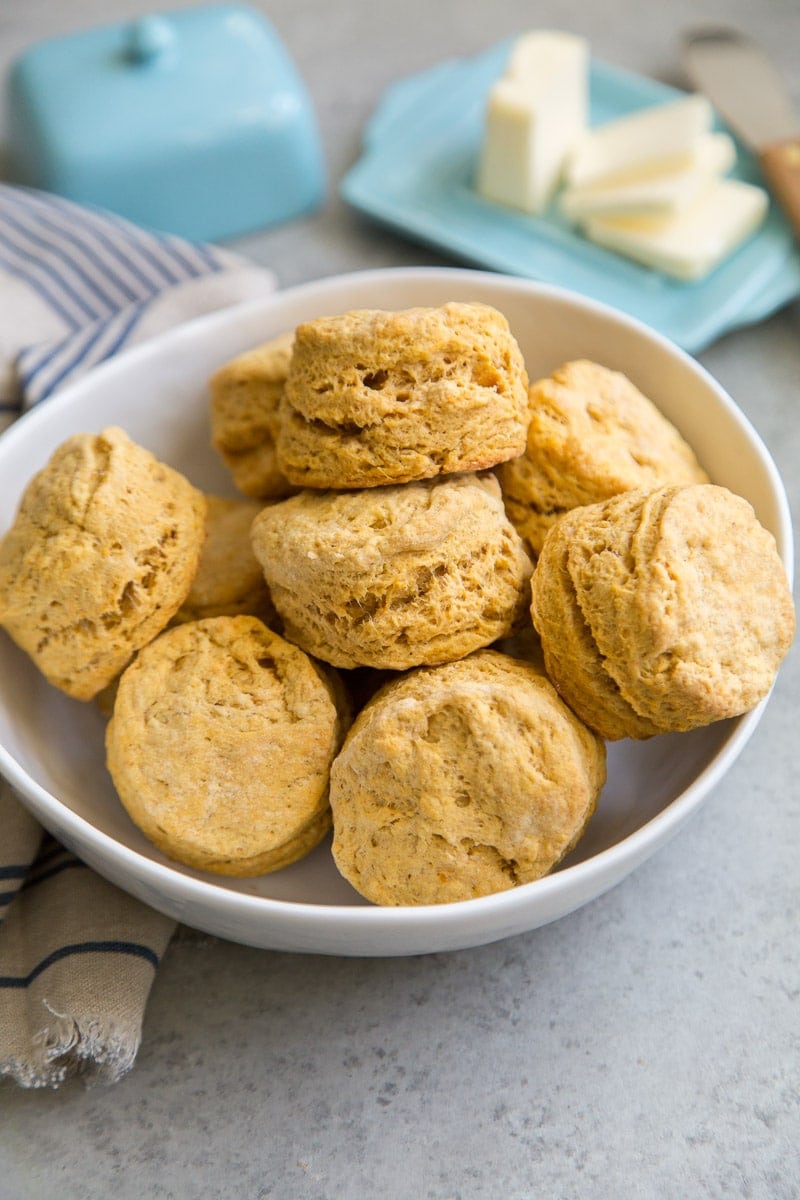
[584, 178, 768, 281]
[560, 133, 736, 220]
[477, 31, 588, 214]
[566, 94, 713, 189]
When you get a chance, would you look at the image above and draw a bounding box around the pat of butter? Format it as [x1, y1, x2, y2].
[566, 94, 713, 189]
[477, 31, 588, 215]
[505, 29, 587, 88]
[584, 178, 769, 281]
[560, 132, 736, 220]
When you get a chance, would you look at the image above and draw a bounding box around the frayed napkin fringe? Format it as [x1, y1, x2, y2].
[1, 1000, 140, 1089]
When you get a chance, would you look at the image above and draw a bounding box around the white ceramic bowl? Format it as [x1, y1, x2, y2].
[0, 268, 793, 956]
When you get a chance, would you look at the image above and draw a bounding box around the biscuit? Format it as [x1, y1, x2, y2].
[531, 485, 796, 739]
[0, 427, 206, 700]
[498, 360, 708, 555]
[276, 303, 530, 488]
[209, 331, 295, 499]
[173, 494, 276, 627]
[106, 616, 348, 876]
[529, 494, 665, 740]
[250, 472, 534, 670]
[96, 495, 276, 714]
[330, 650, 606, 905]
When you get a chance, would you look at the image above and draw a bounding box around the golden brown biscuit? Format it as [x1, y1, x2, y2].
[250, 472, 534, 670]
[106, 616, 348, 876]
[498, 360, 707, 555]
[0, 427, 206, 701]
[173, 494, 276, 627]
[209, 331, 295, 499]
[96, 496, 277, 715]
[330, 650, 606, 905]
[531, 485, 796, 739]
[529, 494, 664, 740]
[276, 303, 530, 488]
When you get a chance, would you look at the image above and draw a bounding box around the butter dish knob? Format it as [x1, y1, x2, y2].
[123, 16, 175, 66]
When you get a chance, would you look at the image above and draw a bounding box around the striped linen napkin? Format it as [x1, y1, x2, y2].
[0, 182, 274, 429]
[0, 183, 275, 1088]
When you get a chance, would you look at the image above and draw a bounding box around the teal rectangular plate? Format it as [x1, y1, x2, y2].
[341, 41, 800, 351]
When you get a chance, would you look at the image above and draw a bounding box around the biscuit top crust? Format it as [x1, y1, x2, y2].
[106, 616, 347, 873]
[284, 302, 524, 426]
[0, 426, 206, 700]
[277, 302, 530, 487]
[499, 359, 708, 555]
[530, 495, 664, 740]
[525, 360, 707, 494]
[254, 471, 510, 567]
[572, 484, 795, 728]
[532, 484, 795, 737]
[330, 649, 606, 905]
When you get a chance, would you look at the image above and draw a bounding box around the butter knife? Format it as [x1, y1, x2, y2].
[683, 27, 800, 239]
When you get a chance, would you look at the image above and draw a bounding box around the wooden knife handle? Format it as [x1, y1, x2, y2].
[759, 137, 800, 241]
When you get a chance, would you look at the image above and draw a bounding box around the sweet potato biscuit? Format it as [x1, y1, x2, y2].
[530, 495, 665, 740]
[97, 496, 276, 715]
[173, 494, 276, 627]
[330, 650, 606, 905]
[0, 427, 206, 701]
[106, 616, 348, 876]
[531, 485, 795, 739]
[276, 302, 530, 488]
[499, 359, 708, 555]
[209, 331, 295, 498]
[250, 472, 534, 670]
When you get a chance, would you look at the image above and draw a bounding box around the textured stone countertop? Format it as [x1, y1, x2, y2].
[1, 0, 798, 1196]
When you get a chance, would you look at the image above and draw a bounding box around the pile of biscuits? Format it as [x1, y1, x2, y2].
[0, 301, 794, 907]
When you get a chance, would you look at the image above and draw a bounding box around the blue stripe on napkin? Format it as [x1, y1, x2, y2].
[0, 183, 251, 411]
[0, 941, 161, 989]
[0, 865, 30, 881]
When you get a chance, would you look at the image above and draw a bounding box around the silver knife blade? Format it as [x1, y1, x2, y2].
[683, 27, 800, 149]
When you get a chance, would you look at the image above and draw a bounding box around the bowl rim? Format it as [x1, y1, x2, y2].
[0, 265, 793, 938]
[0, 696, 771, 933]
[1, 265, 793, 565]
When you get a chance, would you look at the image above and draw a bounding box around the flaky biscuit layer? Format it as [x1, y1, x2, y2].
[277, 303, 529, 488]
[251, 472, 533, 670]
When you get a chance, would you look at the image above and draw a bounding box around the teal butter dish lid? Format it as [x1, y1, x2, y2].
[6, 4, 325, 240]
